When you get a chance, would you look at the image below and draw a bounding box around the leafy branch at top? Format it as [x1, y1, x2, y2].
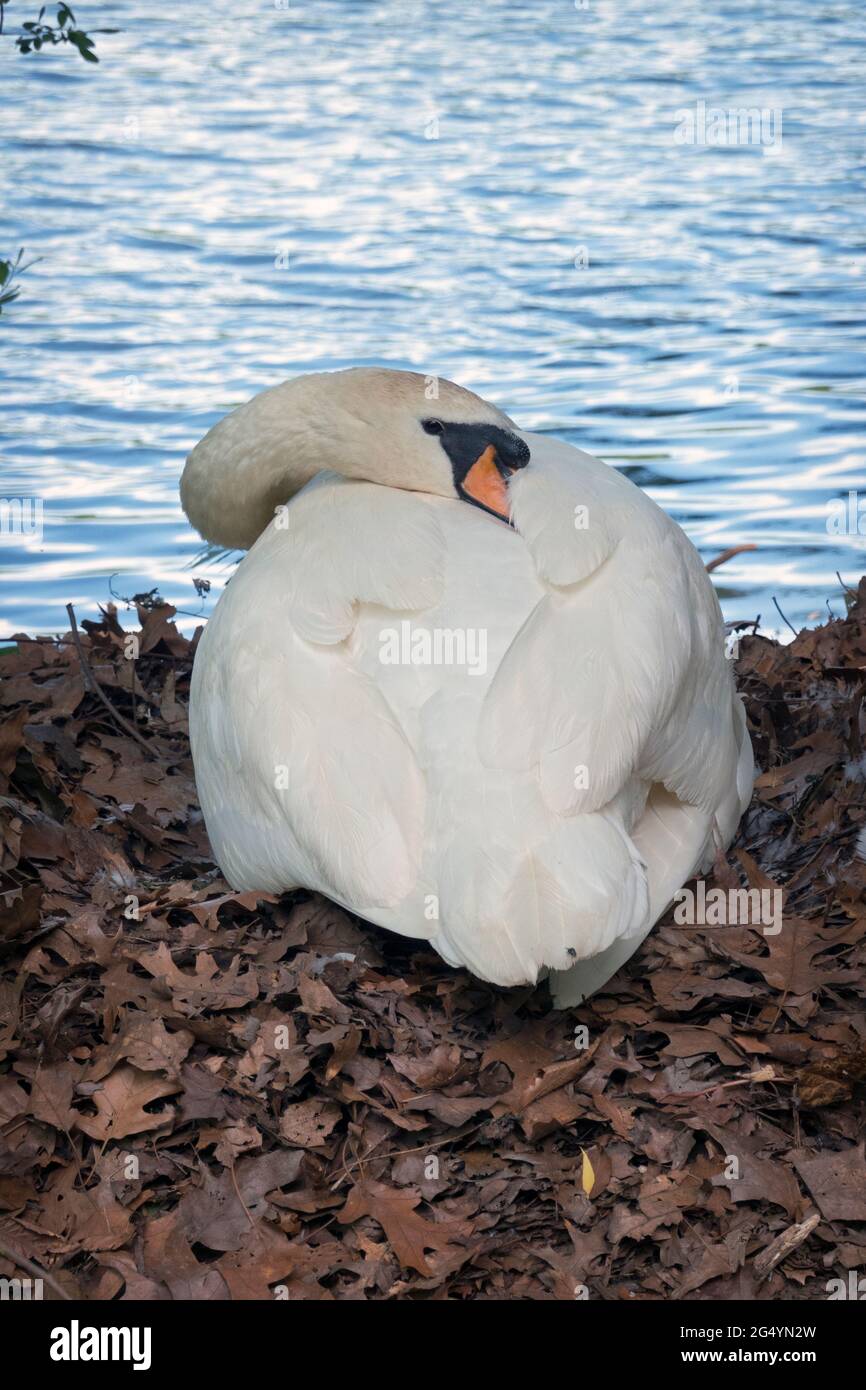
[0, 3, 117, 62]
[0, 250, 40, 314]
[1, 5, 115, 318]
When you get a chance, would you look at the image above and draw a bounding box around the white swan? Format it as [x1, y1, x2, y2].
[181, 368, 753, 1007]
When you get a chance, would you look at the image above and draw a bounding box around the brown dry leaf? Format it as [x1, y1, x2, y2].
[90, 1013, 194, 1081]
[76, 1064, 180, 1140]
[141, 1210, 227, 1300]
[21, 1061, 80, 1131]
[138, 941, 259, 1013]
[297, 972, 351, 1023]
[279, 1097, 342, 1148]
[698, 1118, 803, 1218]
[657, 1024, 743, 1067]
[1, 587, 865, 1300]
[324, 1024, 362, 1081]
[215, 1227, 336, 1301]
[33, 1163, 133, 1253]
[177, 1149, 305, 1252]
[339, 1179, 473, 1275]
[791, 1145, 866, 1222]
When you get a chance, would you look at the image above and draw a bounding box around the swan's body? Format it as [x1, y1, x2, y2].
[182, 369, 752, 1005]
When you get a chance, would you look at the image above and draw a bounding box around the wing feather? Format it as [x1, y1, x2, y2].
[480, 434, 739, 819]
[191, 476, 444, 910]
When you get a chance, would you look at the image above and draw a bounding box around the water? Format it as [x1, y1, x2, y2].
[2, 0, 865, 637]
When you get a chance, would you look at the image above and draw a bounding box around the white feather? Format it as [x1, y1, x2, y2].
[185, 373, 754, 998]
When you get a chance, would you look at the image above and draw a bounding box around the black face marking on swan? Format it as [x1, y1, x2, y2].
[420, 420, 530, 522]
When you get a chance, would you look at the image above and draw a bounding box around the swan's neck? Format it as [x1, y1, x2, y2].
[180, 381, 332, 550]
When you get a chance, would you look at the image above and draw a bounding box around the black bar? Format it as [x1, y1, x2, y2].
[5, 1295, 858, 1376]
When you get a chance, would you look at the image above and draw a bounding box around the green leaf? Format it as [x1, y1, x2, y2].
[68, 28, 98, 61]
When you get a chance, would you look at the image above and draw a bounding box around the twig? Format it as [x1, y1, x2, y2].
[657, 1065, 777, 1101]
[705, 543, 757, 574]
[131, 636, 138, 735]
[65, 603, 157, 757]
[0, 634, 179, 661]
[108, 572, 209, 620]
[753, 1212, 821, 1282]
[329, 1120, 488, 1191]
[0, 635, 78, 647]
[0, 1235, 72, 1301]
[767, 982, 793, 1033]
[772, 595, 799, 640]
[230, 1163, 258, 1232]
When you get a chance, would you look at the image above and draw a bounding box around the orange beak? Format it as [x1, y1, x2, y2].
[460, 445, 511, 522]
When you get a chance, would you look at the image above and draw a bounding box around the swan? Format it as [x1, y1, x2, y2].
[180, 368, 753, 1007]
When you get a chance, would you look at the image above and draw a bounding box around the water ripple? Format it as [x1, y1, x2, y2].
[1, 0, 865, 634]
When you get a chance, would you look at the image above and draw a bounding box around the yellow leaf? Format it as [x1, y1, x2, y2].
[580, 1147, 595, 1197]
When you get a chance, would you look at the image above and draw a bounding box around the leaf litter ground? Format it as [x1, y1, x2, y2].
[1, 584, 865, 1301]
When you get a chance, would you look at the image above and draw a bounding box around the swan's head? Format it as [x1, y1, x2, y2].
[181, 367, 530, 549]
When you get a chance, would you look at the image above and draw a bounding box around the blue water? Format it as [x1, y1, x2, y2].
[2, 0, 865, 637]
